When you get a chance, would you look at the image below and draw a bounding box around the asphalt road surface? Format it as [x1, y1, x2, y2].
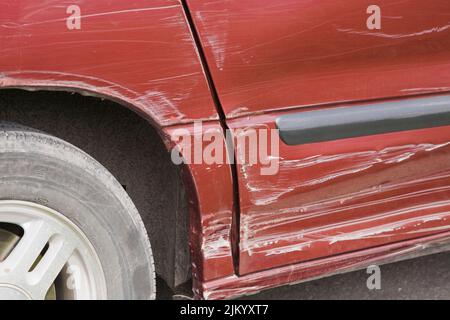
[240, 251, 450, 300]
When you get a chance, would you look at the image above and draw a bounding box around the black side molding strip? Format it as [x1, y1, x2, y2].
[276, 95, 450, 146]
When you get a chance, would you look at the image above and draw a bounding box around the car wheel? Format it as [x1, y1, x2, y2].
[0, 122, 155, 299]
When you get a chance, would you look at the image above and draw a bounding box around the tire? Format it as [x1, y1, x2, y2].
[0, 122, 156, 299]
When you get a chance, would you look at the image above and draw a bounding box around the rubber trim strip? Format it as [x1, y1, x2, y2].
[276, 95, 450, 145]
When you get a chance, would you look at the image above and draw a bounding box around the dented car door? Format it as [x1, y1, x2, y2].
[187, 0, 450, 274]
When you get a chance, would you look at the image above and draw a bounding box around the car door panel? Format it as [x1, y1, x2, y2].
[187, 0, 450, 275]
[228, 99, 450, 274]
[187, 0, 450, 117]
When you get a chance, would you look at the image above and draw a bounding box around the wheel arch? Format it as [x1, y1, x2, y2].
[0, 86, 195, 294]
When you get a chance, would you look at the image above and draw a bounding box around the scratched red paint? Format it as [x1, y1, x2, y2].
[202, 231, 450, 299]
[0, 0, 237, 294]
[188, 0, 450, 117]
[2, 0, 450, 300]
[228, 112, 450, 275]
[188, 0, 450, 292]
[0, 0, 218, 126]
[163, 122, 236, 285]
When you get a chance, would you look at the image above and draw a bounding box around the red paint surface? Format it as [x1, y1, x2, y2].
[189, 0, 450, 278]
[0, 0, 236, 287]
[0, 0, 218, 126]
[188, 0, 450, 117]
[164, 122, 236, 285]
[202, 231, 450, 299]
[229, 110, 450, 274]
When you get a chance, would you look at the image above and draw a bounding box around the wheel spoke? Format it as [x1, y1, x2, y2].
[28, 235, 75, 299]
[0, 201, 106, 300]
[0, 220, 52, 275]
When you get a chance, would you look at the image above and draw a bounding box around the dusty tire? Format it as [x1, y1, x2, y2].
[0, 122, 155, 299]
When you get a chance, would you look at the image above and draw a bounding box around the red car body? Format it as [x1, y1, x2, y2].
[2, 0, 450, 299]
